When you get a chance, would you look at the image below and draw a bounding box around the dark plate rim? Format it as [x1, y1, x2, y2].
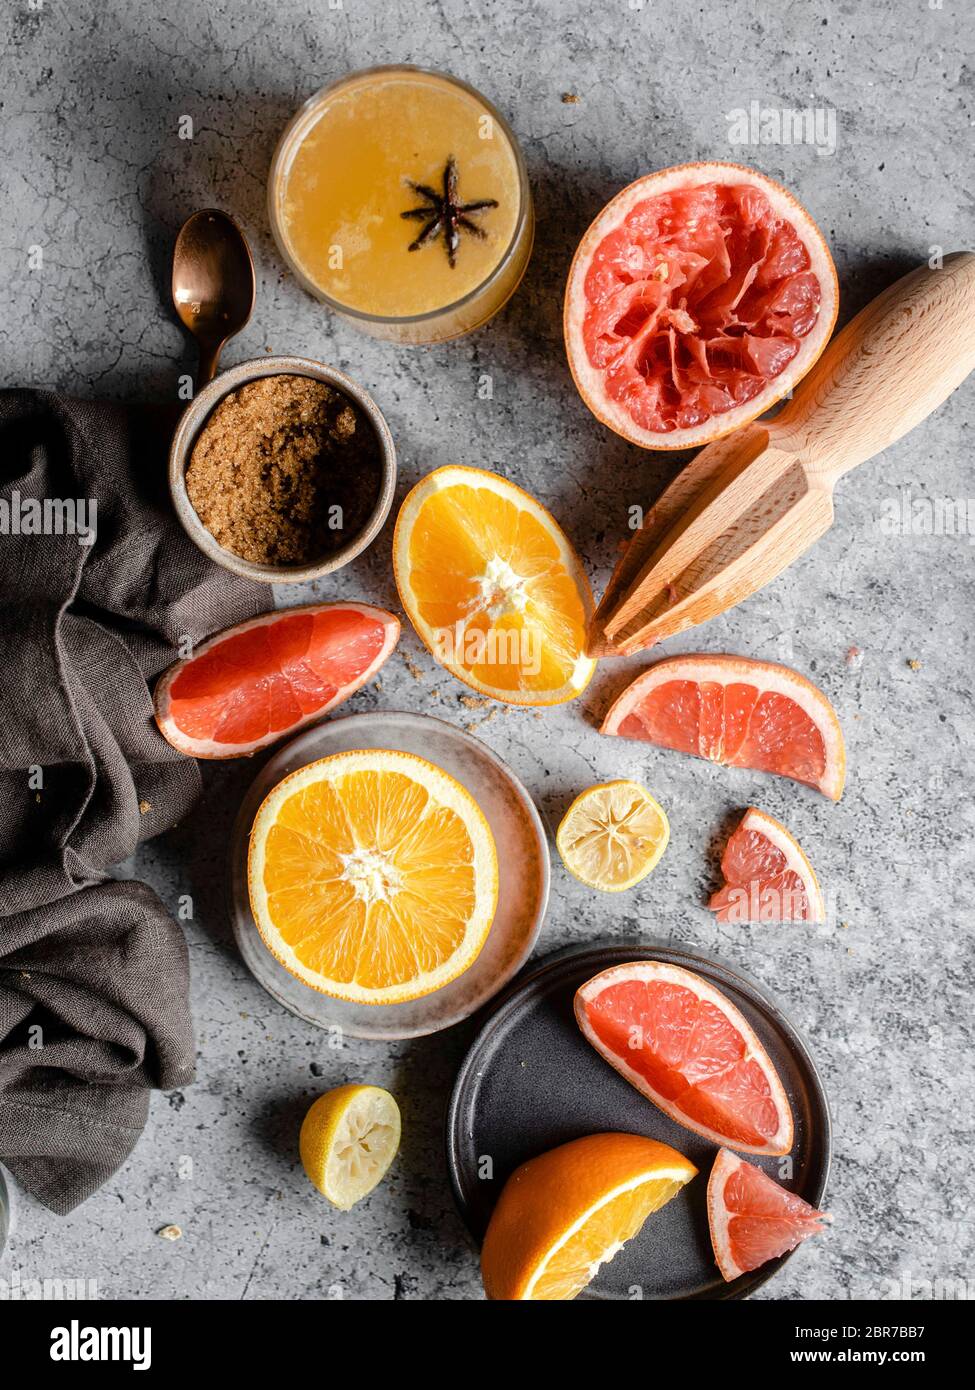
[445, 939, 832, 1301]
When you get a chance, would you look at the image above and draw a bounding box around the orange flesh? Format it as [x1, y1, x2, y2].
[719, 1157, 827, 1273]
[581, 182, 822, 433]
[263, 770, 477, 988]
[168, 609, 386, 746]
[584, 979, 782, 1148]
[709, 820, 811, 922]
[406, 483, 589, 695]
[615, 679, 828, 791]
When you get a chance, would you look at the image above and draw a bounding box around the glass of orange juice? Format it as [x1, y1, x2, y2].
[268, 66, 533, 344]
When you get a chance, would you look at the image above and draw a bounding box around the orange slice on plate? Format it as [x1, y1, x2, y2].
[710, 807, 825, 923]
[393, 465, 596, 705]
[154, 602, 399, 758]
[481, 1132, 697, 1300]
[708, 1147, 830, 1282]
[601, 654, 845, 800]
[248, 749, 498, 1005]
[575, 960, 794, 1155]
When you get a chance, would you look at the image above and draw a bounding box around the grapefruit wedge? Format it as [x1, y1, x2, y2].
[710, 807, 825, 923]
[154, 602, 399, 758]
[601, 654, 845, 800]
[564, 163, 838, 450]
[708, 1147, 830, 1282]
[575, 960, 794, 1156]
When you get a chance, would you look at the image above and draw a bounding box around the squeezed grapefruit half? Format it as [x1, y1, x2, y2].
[564, 162, 838, 449]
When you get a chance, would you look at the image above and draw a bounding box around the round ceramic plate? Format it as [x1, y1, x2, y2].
[229, 711, 549, 1040]
[447, 941, 831, 1300]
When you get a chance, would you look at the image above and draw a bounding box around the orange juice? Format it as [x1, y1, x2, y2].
[269, 67, 533, 343]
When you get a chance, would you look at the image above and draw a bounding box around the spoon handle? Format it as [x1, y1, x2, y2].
[197, 339, 224, 387]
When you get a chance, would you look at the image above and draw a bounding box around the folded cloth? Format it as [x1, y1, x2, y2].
[0, 389, 270, 1213]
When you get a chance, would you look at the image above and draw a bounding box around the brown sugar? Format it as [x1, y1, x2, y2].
[185, 374, 382, 566]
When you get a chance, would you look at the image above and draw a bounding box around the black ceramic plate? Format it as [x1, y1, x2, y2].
[447, 941, 831, 1300]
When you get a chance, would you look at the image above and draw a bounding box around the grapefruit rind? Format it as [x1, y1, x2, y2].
[600, 654, 846, 801]
[707, 1146, 831, 1283]
[564, 162, 839, 451]
[710, 807, 826, 923]
[247, 748, 499, 1006]
[154, 601, 400, 759]
[392, 465, 597, 707]
[574, 959, 794, 1156]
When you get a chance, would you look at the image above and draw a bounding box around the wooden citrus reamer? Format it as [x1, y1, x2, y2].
[589, 252, 975, 657]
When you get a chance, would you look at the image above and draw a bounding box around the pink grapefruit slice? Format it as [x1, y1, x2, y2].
[601, 654, 846, 800]
[708, 1147, 830, 1282]
[154, 602, 399, 758]
[710, 807, 825, 923]
[564, 163, 838, 449]
[574, 960, 794, 1156]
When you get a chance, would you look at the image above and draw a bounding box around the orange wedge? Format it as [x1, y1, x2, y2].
[481, 1133, 697, 1300]
[393, 465, 596, 705]
[247, 750, 498, 1005]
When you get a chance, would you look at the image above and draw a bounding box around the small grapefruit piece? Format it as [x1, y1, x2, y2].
[601, 654, 845, 800]
[154, 602, 399, 758]
[564, 162, 838, 449]
[556, 780, 669, 892]
[708, 1147, 830, 1282]
[299, 1084, 401, 1211]
[248, 749, 498, 1005]
[392, 465, 596, 705]
[480, 1132, 697, 1300]
[710, 807, 825, 923]
[575, 960, 793, 1155]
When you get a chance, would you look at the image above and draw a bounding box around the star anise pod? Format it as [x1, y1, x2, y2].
[401, 156, 498, 268]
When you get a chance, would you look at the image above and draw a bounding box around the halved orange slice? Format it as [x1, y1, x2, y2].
[601, 654, 845, 800]
[710, 807, 825, 923]
[481, 1132, 697, 1300]
[248, 750, 498, 1004]
[393, 465, 596, 705]
[575, 960, 794, 1155]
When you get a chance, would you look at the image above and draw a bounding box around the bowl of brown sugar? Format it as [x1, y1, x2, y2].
[169, 356, 396, 582]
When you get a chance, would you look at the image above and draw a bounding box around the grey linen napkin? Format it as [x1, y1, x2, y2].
[0, 389, 270, 1213]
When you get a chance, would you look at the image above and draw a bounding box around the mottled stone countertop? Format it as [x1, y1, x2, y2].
[1, 0, 972, 1301]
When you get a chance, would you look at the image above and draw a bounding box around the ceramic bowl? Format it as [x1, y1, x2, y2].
[168, 355, 396, 583]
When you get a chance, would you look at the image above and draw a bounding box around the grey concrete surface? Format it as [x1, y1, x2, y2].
[1, 0, 973, 1302]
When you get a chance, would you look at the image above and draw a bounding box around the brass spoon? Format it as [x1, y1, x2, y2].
[171, 209, 255, 386]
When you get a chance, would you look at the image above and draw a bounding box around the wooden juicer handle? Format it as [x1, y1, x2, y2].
[593, 252, 975, 656]
[772, 251, 975, 480]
